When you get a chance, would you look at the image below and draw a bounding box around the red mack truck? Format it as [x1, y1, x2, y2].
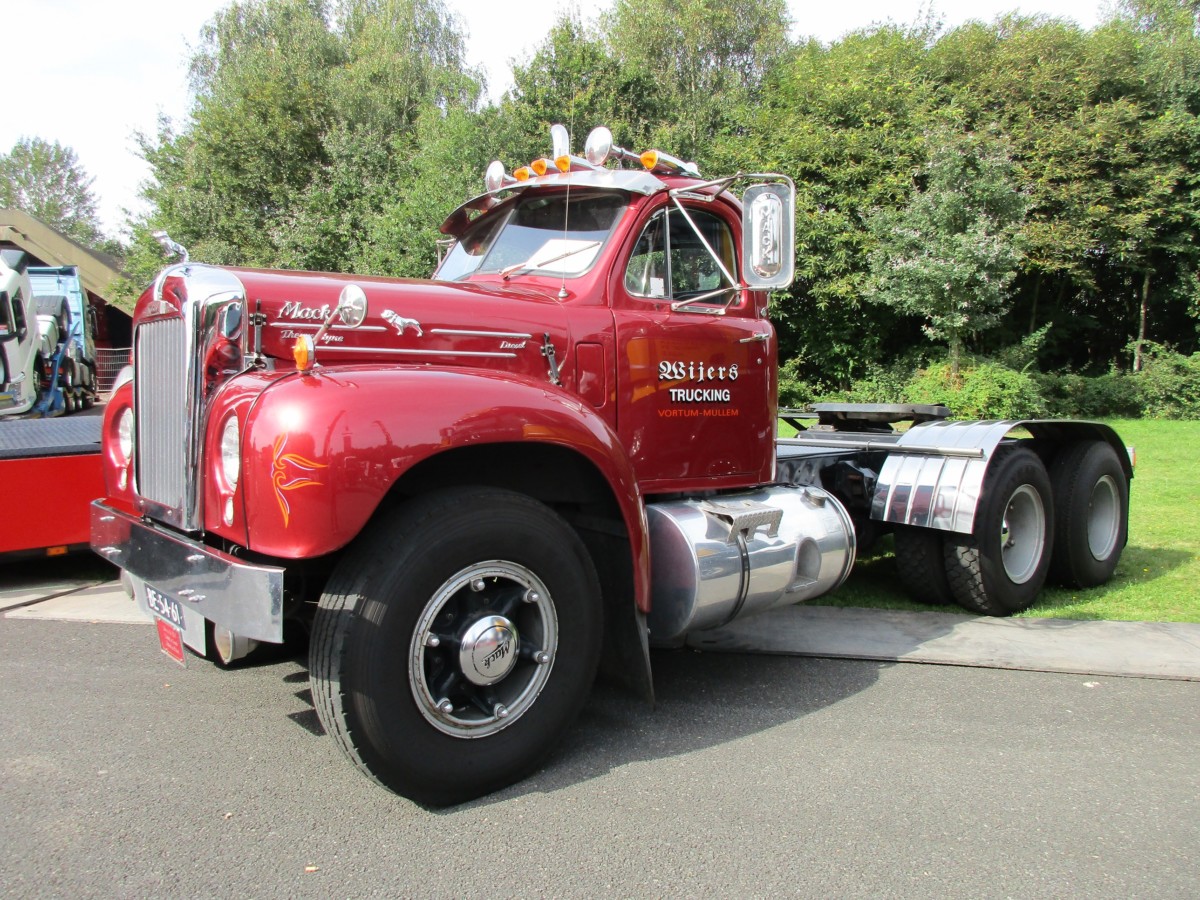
[91, 126, 1131, 805]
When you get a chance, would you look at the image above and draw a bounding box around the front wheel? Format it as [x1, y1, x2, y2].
[944, 447, 1054, 616]
[310, 487, 603, 805]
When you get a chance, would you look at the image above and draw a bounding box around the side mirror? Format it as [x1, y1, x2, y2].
[742, 182, 795, 291]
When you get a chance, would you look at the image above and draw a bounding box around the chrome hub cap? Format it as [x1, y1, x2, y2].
[459, 615, 519, 686]
[410, 561, 557, 739]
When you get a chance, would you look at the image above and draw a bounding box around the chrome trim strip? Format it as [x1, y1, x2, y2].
[778, 436, 984, 458]
[91, 501, 284, 643]
[429, 328, 534, 340]
[314, 347, 518, 359]
[269, 322, 387, 332]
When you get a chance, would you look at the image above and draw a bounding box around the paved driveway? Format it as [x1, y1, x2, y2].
[2, 615, 1197, 898]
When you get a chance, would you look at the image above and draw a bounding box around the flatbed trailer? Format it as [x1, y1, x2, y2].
[0, 416, 104, 559]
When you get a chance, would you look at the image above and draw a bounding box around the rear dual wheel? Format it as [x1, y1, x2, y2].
[1047, 440, 1128, 588]
[930, 440, 1127, 615]
[310, 487, 603, 806]
[944, 447, 1053, 616]
[893, 526, 954, 605]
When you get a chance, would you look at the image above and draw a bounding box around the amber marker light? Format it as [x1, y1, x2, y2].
[293, 335, 315, 373]
[513, 166, 534, 181]
[531, 158, 554, 176]
[639, 149, 700, 177]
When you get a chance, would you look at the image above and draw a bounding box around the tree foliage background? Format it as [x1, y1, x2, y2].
[0, 137, 110, 250]
[108, 0, 1200, 386]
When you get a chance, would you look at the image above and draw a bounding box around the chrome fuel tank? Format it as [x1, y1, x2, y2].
[646, 485, 856, 643]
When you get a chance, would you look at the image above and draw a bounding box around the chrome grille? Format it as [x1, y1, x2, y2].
[135, 316, 188, 517]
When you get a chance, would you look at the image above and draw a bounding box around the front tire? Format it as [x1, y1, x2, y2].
[944, 447, 1054, 616]
[310, 487, 603, 805]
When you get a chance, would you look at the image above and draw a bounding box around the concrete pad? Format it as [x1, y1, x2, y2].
[0, 580, 101, 612]
[688, 605, 1200, 682]
[5, 581, 151, 626]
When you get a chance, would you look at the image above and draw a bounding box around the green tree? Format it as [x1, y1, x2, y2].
[731, 25, 938, 385]
[867, 127, 1029, 377]
[927, 11, 1200, 371]
[499, 13, 662, 166]
[348, 105, 491, 278]
[0, 136, 106, 246]
[124, 0, 483, 293]
[1109, 0, 1200, 369]
[603, 0, 789, 162]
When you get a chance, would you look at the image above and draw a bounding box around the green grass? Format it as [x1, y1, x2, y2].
[798, 419, 1200, 622]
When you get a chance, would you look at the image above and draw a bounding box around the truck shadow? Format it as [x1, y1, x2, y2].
[456, 647, 891, 809]
[270, 616, 939, 808]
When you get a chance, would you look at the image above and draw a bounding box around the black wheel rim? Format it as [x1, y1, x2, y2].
[408, 560, 558, 738]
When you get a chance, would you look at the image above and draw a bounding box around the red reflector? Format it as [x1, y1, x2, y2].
[155, 618, 187, 666]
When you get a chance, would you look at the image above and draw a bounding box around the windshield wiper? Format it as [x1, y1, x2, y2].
[500, 241, 602, 280]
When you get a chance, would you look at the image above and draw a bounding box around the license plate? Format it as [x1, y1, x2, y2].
[146, 585, 187, 666]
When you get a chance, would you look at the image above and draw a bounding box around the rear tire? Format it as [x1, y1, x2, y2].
[1048, 441, 1128, 588]
[893, 527, 954, 605]
[945, 447, 1054, 616]
[310, 487, 603, 805]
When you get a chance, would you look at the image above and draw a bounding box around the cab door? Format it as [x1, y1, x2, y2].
[613, 200, 776, 492]
[0, 283, 32, 396]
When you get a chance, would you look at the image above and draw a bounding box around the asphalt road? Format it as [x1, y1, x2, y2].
[2, 616, 1197, 898]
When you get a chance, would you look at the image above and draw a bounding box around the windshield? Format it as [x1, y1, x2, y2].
[436, 192, 627, 282]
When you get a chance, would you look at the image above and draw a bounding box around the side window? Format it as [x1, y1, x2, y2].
[624, 211, 667, 298]
[624, 207, 737, 303]
[10, 289, 27, 335]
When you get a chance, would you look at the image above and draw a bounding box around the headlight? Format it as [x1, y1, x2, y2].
[117, 408, 134, 462]
[220, 415, 241, 490]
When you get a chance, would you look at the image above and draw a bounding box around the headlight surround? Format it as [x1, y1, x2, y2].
[220, 415, 241, 490]
[117, 408, 134, 462]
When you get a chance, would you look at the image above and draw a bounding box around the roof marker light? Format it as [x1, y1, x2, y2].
[640, 149, 701, 177]
[555, 154, 600, 174]
[513, 166, 534, 182]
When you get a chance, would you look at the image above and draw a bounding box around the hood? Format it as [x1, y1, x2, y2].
[141, 264, 574, 389]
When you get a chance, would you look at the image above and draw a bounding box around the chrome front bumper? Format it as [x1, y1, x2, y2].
[90, 501, 285, 644]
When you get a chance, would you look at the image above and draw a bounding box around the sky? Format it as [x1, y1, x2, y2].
[5, 0, 1114, 238]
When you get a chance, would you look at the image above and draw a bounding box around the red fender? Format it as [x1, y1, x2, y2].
[210, 365, 651, 612]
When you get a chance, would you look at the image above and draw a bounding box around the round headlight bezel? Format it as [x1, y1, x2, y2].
[117, 407, 134, 462]
[220, 415, 241, 491]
